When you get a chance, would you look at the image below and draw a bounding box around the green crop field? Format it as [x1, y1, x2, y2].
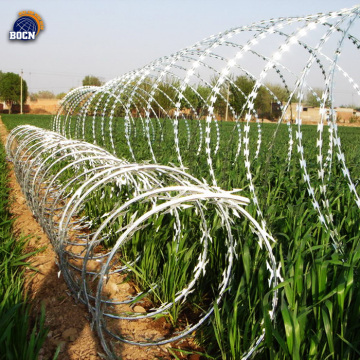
[1, 114, 53, 131]
[0, 140, 48, 359]
[2, 4, 360, 359]
[3, 114, 360, 359]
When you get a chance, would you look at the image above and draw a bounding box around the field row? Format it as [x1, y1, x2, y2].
[3, 114, 360, 359]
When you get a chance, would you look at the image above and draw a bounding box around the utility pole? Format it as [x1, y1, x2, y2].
[20, 69, 23, 114]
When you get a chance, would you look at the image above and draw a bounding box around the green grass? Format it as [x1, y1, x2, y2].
[4, 114, 360, 359]
[0, 141, 48, 360]
[1, 114, 53, 131]
[77, 120, 360, 359]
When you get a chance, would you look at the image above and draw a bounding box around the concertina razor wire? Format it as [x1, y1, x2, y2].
[53, 5, 360, 250]
[6, 125, 278, 359]
[5, 5, 360, 359]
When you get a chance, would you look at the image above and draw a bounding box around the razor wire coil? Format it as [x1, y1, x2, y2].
[53, 6, 360, 250]
[6, 125, 278, 359]
[5, 5, 360, 359]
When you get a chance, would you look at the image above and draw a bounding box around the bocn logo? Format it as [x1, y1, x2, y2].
[9, 11, 44, 41]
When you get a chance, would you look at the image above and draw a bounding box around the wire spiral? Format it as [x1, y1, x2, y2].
[5, 5, 360, 359]
[53, 6, 360, 249]
[6, 125, 278, 359]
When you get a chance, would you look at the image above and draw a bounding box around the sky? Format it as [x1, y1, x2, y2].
[0, 0, 359, 105]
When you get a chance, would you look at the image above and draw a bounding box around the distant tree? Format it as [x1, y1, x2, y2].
[29, 90, 56, 101]
[228, 76, 256, 117]
[229, 77, 283, 118]
[29, 93, 38, 101]
[256, 86, 272, 118]
[123, 77, 153, 116]
[224, 77, 293, 120]
[176, 83, 211, 111]
[208, 75, 260, 119]
[56, 92, 67, 100]
[179, 86, 198, 111]
[266, 83, 290, 103]
[82, 75, 102, 87]
[196, 85, 212, 113]
[339, 104, 358, 109]
[36, 90, 55, 99]
[0, 72, 28, 113]
[151, 79, 178, 114]
[305, 88, 330, 107]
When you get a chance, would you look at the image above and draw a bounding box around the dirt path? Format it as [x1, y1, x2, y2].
[0, 119, 106, 359]
[0, 119, 200, 360]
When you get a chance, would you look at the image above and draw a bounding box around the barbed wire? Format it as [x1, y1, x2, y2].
[53, 6, 360, 250]
[6, 125, 278, 359]
[6, 5, 360, 359]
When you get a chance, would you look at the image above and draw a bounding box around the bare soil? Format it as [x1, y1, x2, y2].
[0, 119, 202, 360]
[28, 99, 60, 115]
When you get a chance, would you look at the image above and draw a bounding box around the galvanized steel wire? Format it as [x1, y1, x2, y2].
[6, 125, 278, 359]
[53, 6, 360, 249]
[6, 5, 360, 359]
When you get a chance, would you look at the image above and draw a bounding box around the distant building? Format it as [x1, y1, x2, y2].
[283, 104, 360, 124]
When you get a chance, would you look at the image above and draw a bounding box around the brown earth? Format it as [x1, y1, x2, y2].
[0, 119, 203, 360]
[28, 99, 60, 115]
[259, 118, 360, 126]
[0, 119, 105, 359]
